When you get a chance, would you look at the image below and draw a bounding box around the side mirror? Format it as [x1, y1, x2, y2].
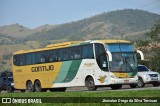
[106, 51, 112, 62]
[137, 50, 144, 60]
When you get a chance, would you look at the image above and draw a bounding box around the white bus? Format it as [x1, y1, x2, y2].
[12, 40, 144, 92]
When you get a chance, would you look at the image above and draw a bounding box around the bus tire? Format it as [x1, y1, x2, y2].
[34, 80, 46, 92]
[110, 84, 122, 90]
[137, 78, 145, 87]
[86, 77, 97, 91]
[26, 81, 34, 92]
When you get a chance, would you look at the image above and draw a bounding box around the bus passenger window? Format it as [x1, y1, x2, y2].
[48, 53, 53, 62]
[60, 49, 68, 61]
[40, 54, 46, 63]
[82, 44, 94, 59]
[13, 55, 20, 66]
[20, 55, 26, 65]
[54, 51, 60, 62]
[68, 47, 81, 60]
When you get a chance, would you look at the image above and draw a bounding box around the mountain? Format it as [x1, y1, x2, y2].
[0, 9, 160, 43]
[25, 9, 160, 41]
[0, 23, 31, 37]
[0, 9, 160, 71]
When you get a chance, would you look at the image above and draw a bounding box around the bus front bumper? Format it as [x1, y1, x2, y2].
[110, 77, 138, 85]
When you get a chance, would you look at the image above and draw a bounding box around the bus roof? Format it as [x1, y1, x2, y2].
[91, 40, 131, 44]
[13, 39, 131, 55]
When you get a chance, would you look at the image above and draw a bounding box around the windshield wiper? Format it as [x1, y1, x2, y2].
[124, 58, 134, 72]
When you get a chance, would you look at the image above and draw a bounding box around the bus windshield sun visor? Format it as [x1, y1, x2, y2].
[136, 50, 144, 60]
[106, 51, 112, 62]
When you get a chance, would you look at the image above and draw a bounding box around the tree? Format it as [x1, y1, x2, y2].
[146, 21, 160, 72]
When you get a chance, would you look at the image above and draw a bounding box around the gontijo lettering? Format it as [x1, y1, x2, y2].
[31, 65, 54, 72]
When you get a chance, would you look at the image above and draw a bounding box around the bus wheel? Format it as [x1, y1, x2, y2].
[130, 84, 137, 88]
[86, 77, 97, 91]
[34, 80, 45, 92]
[110, 84, 122, 90]
[26, 81, 34, 92]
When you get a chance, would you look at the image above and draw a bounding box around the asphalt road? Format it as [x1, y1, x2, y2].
[66, 84, 160, 92]
[0, 84, 160, 93]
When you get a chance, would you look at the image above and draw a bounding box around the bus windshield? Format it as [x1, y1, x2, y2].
[106, 44, 137, 72]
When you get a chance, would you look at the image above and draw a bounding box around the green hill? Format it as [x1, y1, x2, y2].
[0, 9, 160, 71]
[25, 9, 160, 41]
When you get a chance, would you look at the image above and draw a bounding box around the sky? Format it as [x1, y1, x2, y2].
[0, 0, 160, 28]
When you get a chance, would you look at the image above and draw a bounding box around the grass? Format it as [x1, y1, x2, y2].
[0, 90, 159, 106]
[0, 89, 160, 97]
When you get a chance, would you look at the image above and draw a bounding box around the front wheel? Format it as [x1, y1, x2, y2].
[86, 77, 97, 91]
[137, 78, 145, 87]
[110, 84, 122, 90]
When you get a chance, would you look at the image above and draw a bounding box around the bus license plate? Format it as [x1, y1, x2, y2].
[124, 80, 129, 83]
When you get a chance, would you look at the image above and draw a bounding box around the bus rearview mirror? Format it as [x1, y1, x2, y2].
[106, 51, 112, 62]
[137, 50, 144, 60]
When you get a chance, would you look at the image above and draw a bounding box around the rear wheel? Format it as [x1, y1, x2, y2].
[130, 84, 137, 88]
[110, 84, 122, 90]
[137, 78, 145, 87]
[26, 81, 34, 92]
[86, 77, 97, 91]
[152, 82, 159, 87]
[34, 80, 47, 92]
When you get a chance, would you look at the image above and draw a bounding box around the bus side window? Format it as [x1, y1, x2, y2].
[82, 44, 94, 59]
[27, 53, 36, 65]
[69, 48, 74, 60]
[40, 53, 46, 63]
[54, 50, 60, 62]
[13, 55, 20, 66]
[48, 53, 54, 62]
[69, 47, 81, 60]
[74, 47, 81, 59]
[20, 55, 26, 65]
[60, 49, 68, 61]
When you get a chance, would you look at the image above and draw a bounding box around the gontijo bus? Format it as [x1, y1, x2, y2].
[12, 40, 144, 92]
